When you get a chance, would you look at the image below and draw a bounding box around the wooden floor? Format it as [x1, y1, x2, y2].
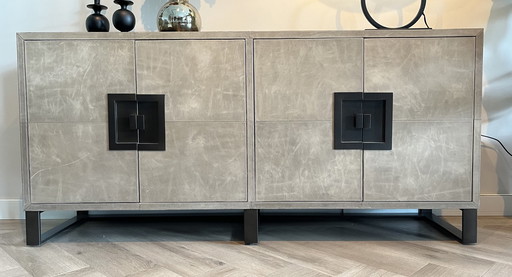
[1, 213, 512, 276]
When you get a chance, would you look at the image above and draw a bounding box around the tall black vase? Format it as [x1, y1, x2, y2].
[86, 0, 110, 32]
[113, 0, 136, 32]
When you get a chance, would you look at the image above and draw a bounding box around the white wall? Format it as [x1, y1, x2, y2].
[1, 0, 510, 218]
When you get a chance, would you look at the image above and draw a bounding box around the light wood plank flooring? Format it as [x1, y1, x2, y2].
[1, 214, 512, 276]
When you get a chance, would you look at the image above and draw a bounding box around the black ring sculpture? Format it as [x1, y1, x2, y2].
[361, 0, 427, 29]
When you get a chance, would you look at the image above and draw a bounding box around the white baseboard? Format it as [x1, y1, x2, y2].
[479, 195, 512, 216]
[0, 199, 24, 219]
[2, 196, 511, 219]
[431, 195, 512, 216]
[0, 200, 77, 219]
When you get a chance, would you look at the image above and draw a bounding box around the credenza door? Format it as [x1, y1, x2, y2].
[136, 40, 248, 203]
[363, 37, 476, 202]
[254, 38, 364, 202]
[25, 40, 139, 203]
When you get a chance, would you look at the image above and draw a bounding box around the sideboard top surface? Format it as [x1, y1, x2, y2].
[16, 29, 483, 41]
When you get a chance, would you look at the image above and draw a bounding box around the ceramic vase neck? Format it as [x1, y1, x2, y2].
[114, 0, 134, 9]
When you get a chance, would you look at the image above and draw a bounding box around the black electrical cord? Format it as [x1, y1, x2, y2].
[481, 135, 512, 157]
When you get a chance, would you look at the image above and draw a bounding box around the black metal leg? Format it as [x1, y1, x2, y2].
[462, 209, 477, 244]
[244, 209, 259, 245]
[420, 208, 477, 244]
[25, 211, 42, 246]
[418, 209, 432, 217]
[77, 211, 89, 221]
[25, 210, 89, 246]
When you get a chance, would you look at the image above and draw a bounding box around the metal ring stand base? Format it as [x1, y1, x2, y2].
[364, 28, 432, 31]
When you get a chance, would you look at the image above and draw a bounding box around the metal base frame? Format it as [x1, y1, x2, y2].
[25, 209, 476, 246]
[419, 209, 477, 244]
[244, 209, 259, 245]
[25, 211, 89, 246]
[243, 209, 476, 245]
[26, 210, 261, 246]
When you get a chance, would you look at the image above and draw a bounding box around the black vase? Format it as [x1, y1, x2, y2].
[113, 0, 136, 32]
[86, 0, 110, 32]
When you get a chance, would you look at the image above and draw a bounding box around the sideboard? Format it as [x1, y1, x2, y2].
[17, 29, 482, 245]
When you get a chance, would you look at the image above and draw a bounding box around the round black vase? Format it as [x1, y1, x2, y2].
[86, 2, 110, 32]
[113, 0, 136, 32]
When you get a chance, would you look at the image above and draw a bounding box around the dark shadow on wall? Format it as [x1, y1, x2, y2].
[140, 0, 217, 31]
[482, 0, 512, 215]
[483, 1, 512, 119]
[141, 0, 167, 31]
[190, 0, 218, 9]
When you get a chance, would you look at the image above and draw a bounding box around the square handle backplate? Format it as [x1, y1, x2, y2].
[333, 92, 393, 150]
[108, 94, 165, 151]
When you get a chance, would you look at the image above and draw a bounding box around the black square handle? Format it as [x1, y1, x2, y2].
[130, 114, 145, 130]
[333, 92, 392, 150]
[108, 94, 165, 151]
[355, 113, 372, 129]
[363, 114, 372, 129]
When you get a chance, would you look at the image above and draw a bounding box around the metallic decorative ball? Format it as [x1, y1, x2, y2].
[157, 0, 201, 32]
